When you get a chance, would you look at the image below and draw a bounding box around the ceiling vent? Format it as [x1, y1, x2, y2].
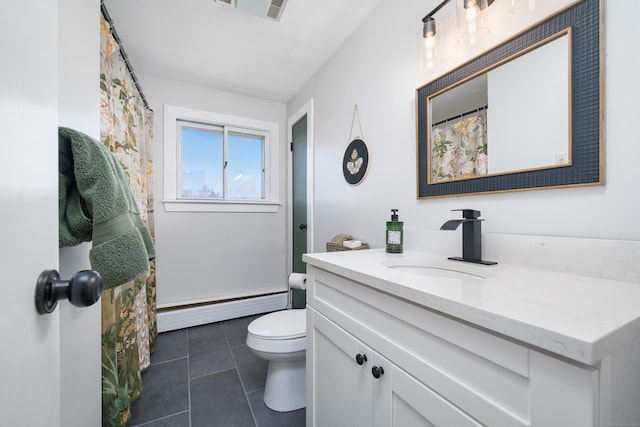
[266, 0, 286, 20]
[215, 0, 287, 21]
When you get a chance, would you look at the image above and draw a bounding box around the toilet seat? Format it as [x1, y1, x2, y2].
[247, 309, 306, 340]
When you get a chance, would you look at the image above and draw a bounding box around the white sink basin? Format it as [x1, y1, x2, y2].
[381, 258, 494, 280]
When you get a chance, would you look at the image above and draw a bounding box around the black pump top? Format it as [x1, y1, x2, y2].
[390, 209, 399, 221]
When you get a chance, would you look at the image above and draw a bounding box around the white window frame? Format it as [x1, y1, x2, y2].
[163, 104, 280, 213]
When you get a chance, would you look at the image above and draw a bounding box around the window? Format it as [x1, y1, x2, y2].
[179, 121, 266, 200]
[164, 105, 280, 212]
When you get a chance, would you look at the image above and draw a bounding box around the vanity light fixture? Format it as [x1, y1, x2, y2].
[420, 0, 451, 70]
[457, 0, 494, 45]
[420, 0, 495, 70]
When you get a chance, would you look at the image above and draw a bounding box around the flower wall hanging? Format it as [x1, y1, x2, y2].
[343, 138, 369, 185]
[343, 105, 369, 185]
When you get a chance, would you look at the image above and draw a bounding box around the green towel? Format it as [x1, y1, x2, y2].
[58, 127, 155, 289]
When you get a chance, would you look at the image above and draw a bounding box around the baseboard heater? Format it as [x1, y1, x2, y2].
[157, 292, 288, 333]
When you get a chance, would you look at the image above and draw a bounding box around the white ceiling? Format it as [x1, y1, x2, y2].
[102, 0, 382, 102]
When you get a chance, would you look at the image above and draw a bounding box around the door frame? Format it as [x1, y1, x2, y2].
[287, 99, 315, 277]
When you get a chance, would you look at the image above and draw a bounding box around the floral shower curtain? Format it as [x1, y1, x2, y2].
[100, 16, 156, 427]
[430, 111, 488, 182]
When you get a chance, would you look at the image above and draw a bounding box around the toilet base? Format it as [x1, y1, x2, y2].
[263, 358, 306, 412]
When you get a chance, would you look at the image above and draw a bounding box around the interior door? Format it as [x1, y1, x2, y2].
[0, 121, 61, 427]
[1, 1, 65, 425]
[292, 115, 308, 308]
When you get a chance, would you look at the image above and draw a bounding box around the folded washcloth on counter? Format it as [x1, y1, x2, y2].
[58, 127, 155, 289]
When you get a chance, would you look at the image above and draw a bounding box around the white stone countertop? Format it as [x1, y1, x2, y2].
[302, 248, 640, 366]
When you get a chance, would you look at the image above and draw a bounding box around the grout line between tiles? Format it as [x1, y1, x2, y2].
[150, 354, 188, 367]
[189, 366, 238, 381]
[131, 410, 190, 427]
[226, 322, 259, 427]
[186, 328, 193, 427]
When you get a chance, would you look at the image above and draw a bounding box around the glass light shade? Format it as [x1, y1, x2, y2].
[511, 0, 545, 14]
[457, 0, 489, 45]
[419, 18, 443, 70]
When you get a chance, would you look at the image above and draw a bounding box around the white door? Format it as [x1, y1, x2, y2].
[309, 311, 372, 427]
[0, 1, 92, 425]
[374, 359, 483, 427]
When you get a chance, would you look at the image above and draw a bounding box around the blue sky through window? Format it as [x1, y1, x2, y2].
[182, 127, 223, 197]
[181, 126, 264, 199]
[228, 133, 263, 199]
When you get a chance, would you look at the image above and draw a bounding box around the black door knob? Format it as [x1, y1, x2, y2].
[355, 353, 367, 365]
[35, 269, 102, 314]
[299, 223, 307, 230]
[371, 366, 384, 379]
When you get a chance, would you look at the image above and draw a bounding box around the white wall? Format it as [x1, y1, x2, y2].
[139, 75, 288, 307]
[287, 0, 640, 251]
[58, 0, 101, 425]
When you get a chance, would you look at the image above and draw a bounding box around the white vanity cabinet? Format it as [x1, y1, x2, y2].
[311, 310, 487, 427]
[306, 265, 601, 427]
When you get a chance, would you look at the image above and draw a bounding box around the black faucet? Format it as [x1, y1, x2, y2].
[440, 209, 497, 265]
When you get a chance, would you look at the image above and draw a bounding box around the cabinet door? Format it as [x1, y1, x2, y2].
[310, 311, 373, 427]
[373, 352, 483, 427]
[530, 351, 598, 426]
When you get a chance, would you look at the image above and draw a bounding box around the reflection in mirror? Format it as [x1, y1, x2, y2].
[428, 31, 570, 183]
[430, 75, 488, 182]
[416, 0, 602, 199]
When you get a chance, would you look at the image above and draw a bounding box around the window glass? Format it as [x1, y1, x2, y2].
[178, 121, 266, 201]
[164, 105, 279, 213]
[180, 125, 223, 198]
[228, 132, 264, 199]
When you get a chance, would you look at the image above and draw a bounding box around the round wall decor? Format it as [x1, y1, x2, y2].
[342, 138, 369, 185]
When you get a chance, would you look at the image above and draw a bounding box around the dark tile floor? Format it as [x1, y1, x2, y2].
[128, 314, 306, 427]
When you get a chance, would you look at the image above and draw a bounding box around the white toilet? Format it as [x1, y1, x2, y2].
[246, 308, 306, 412]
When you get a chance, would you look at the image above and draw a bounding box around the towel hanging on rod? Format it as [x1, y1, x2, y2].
[58, 127, 155, 289]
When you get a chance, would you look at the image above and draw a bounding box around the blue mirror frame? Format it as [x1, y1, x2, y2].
[416, 0, 602, 198]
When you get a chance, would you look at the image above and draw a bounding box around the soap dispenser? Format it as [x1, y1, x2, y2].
[386, 209, 403, 253]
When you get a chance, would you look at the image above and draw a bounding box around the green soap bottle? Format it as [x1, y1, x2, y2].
[386, 209, 403, 253]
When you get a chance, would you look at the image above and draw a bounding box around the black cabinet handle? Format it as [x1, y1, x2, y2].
[299, 223, 307, 230]
[35, 269, 102, 314]
[371, 366, 385, 379]
[355, 353, 367, 365]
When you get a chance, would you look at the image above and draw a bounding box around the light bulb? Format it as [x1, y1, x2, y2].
[465, 4, 477, 22]
[420, 17, 442, 70]
[458, 0, 488, 45]
[425, 34, 436, 50]
[421, 16, 442, 70]
[425, 37, 436, 69]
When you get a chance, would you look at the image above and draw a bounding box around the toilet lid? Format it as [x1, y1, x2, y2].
[248, 309, 306, 340]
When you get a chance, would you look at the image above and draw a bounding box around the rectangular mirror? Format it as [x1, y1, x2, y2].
[429, 31, 570, 183]
[417, 0, 602, 198]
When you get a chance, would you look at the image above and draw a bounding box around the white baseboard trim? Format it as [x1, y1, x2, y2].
[157, 293, 288, 333]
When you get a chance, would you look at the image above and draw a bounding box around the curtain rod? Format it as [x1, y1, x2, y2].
[100, 1, 153, 112]
[432, 105, 488, 127]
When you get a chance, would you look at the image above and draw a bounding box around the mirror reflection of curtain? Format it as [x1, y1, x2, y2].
[431, 110, 488, 182]
[100, 16, 156, 427]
